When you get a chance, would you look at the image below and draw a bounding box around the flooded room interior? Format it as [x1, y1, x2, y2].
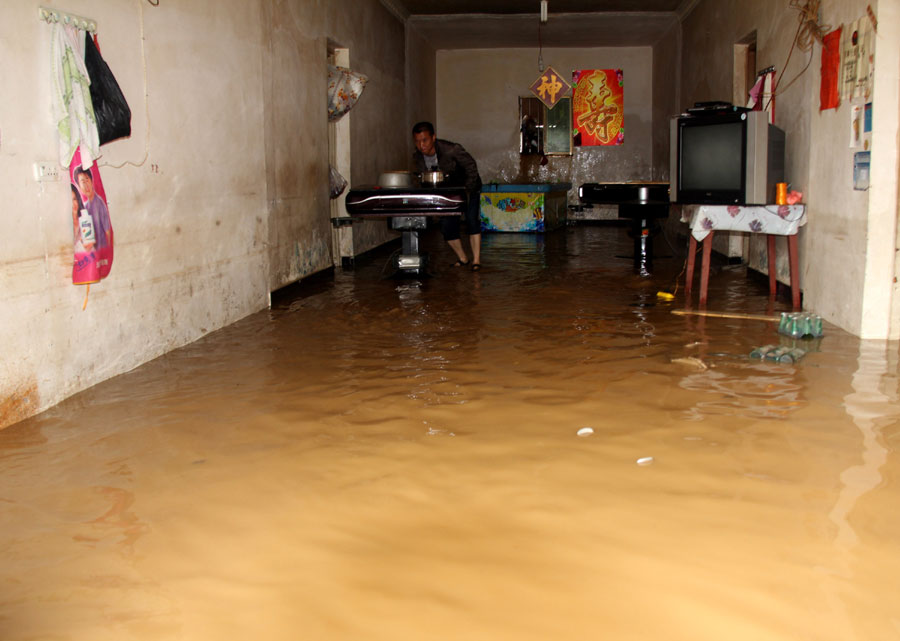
[2, 0, 899, 639]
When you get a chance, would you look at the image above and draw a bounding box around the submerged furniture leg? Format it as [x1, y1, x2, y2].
[632, 217, 652, 272]
[640, 218, 651, 271]
[686, 235, 697, 298]
[699, 232, 713, 307]
[401, 230, 419, 255]
[767, 234, 777, 297]
[788, 233, 801, 310]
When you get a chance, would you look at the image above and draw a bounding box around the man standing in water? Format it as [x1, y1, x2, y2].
[411, 121, 483, 271]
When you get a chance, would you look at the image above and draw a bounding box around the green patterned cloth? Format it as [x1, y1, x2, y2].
[51, 23, 99, 169]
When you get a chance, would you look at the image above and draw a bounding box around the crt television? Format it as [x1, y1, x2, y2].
[670, 110, 785, 205]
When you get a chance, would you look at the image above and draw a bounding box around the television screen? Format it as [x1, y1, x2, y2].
[680, 121, 744, 192]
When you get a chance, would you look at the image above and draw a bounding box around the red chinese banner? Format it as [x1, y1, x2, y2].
[820, 27, 841, 111]
[572, 69, 624, 146]
[529, 66, 571, 109]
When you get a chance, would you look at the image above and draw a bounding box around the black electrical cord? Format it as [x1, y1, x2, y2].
[381, 247, 402, 279]
[537, 19, 544, 71]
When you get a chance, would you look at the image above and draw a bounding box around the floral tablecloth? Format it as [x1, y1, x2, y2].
[680, 204, 807, 241]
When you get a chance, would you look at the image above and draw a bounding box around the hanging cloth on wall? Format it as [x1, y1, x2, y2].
[820, 27, 842, 111]
[50, 23, 100, 170]
[327, 65, 368, 122]
[84, 33, 132, 145]
[746, 69, 776, 123]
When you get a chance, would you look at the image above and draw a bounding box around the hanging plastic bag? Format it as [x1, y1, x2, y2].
[327, 65, 368, 122]
[329, 165, 348, 199]
[84, 33, 131, 145]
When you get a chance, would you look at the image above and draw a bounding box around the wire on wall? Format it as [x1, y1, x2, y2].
[792, 0, 829, 51]
[101, 0, 152, 169]
[767, 0, 830, 106]
[536, 20, 544, 71]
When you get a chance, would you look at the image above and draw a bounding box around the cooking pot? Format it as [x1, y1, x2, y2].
[420, 170, 446, 186]
[378, 171, 418, 188]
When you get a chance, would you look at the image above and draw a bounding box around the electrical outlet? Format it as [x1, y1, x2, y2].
[33, 162, 61, 182]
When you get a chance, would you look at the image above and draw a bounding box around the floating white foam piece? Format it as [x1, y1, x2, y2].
[636, 456, 654, 466]
[577, 427, 594, 437]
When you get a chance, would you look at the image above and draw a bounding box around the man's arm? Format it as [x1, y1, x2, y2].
[442, 141, 481, 192]
[411, 150, 425, 173]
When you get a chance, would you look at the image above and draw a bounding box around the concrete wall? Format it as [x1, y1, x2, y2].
[0, 0, 407, 429]
[651, 21, 681, 182]
[328, 0, 406, 256]
[406, 24, 438, 140]
[435, 47, 655, 194]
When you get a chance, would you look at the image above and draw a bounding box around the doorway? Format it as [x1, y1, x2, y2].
[328, 43, 353, 266]
[731, 32, 758, 262]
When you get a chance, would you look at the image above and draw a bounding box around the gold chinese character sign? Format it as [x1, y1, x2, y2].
[572, 69, 624, 146]
[530, 66, 571, 109]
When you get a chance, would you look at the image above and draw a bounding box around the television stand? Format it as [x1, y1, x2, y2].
[680, 204, 807, 309]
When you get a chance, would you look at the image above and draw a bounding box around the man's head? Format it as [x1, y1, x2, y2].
[75, 168, 94, 200]
[412, 121, 436, 157]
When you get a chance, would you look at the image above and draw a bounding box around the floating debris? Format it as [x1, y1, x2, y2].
[749, 345, 807, 363]
[671, 356, 708, 370]
[636, 456, 654, 466]
[426, 426, 455, 436]
[577, 427, 594, 437]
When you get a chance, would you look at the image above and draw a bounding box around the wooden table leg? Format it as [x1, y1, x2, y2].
[788, 233, 801, 310]
[767, 234, 777, 297]
[699, 232, 713, 307]
[686, 235, 697, 298]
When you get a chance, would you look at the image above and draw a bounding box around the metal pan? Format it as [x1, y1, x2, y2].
[378, 171, 419, 188]
[420, 170, 446, 186]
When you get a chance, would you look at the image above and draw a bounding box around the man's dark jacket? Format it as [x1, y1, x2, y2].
[412, 139, 482, 193]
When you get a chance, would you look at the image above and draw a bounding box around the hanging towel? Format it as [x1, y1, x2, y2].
[51, 23, 100, 170]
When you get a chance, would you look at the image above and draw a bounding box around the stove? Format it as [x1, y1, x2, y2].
[345, 185, 468, 275]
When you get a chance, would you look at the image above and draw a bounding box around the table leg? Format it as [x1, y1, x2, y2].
[767, 234, 777, 297]
[788, 233, 801, 310]
[699, 233, 713, 307]
[686, 236, 697, 297]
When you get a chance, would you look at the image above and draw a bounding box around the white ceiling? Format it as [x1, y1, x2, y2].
[380, 0, 698, 48]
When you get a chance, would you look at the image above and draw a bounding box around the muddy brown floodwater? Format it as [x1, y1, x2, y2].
[2, 225, 899, 641]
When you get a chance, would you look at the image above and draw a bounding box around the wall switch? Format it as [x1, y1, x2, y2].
[33, 162, 61, 182]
